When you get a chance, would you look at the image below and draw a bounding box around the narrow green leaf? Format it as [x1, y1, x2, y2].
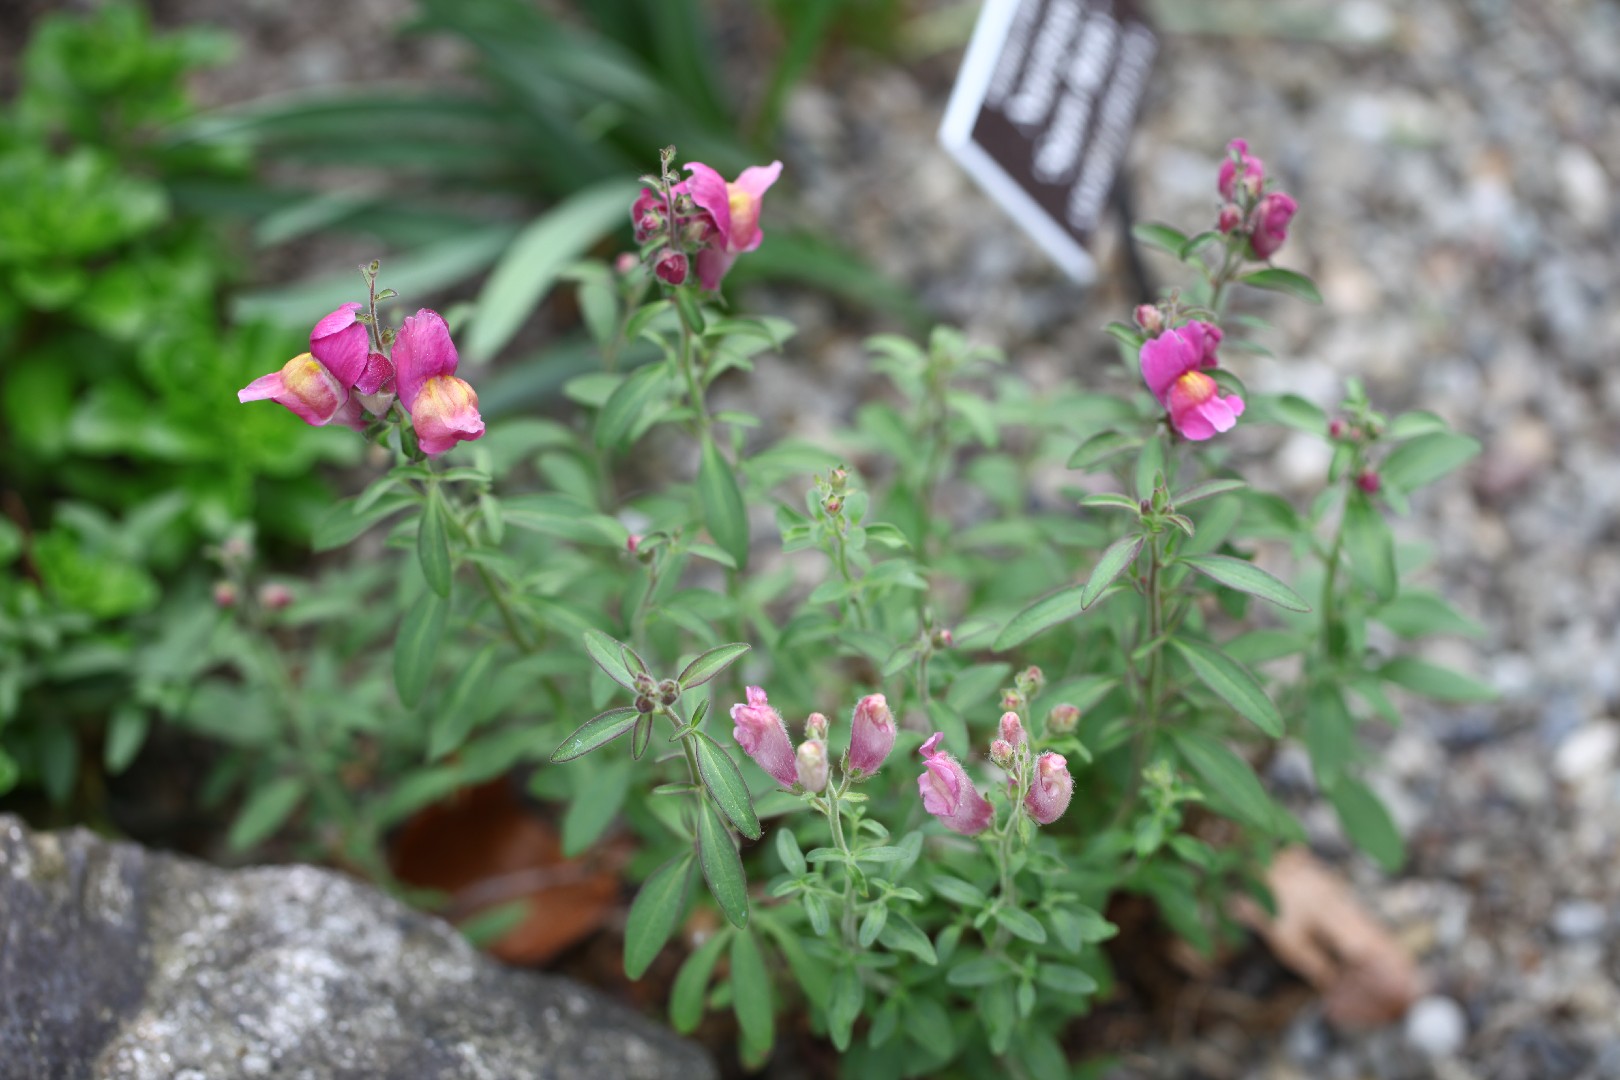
[993, 583, 1087, 651]
[1249, 393, 1329, 436]
[1343, 490, 1397, 602]
[582, 628, 637, 689]
[931, 875, 988, 908]
[730, 930, 775, 1060]
[1379, 433, 1481, 493]
[698, 434, 749, 569]
[946, 955, 1009, 987]
[1372, 591, 1483, 639]
[1083, 534, 1145, 609]
[877, 915, 937, 965]
[1036, 964, 1099, 995]
[669, 929, 729, 1034]
[858, 904, 889, 948]
[550, 706, 639, 762]
[1304, 684, 1357, 786]
[1132, 222, 1190, 255]
[624, 854, 695, 980]
[1169, 638, 1283, 737]
[693, 732, 762, 840]
[417, 493, 452, 598]
[827, 966, 865, 1051]
[394, 590, 448, 707]
[466, 179, 640, 363]
[994, 907, 1048, 944]
[631, 711, 653, 760]
[104, 705, 149, 775]
[594, 361, 669, 449]
[429, 644, 500, 759]
[854, 845, 908, 863]
[1079, 492, 1142, 512]
[312, 493, 415, 551]
[228, 775, 306, 851]
[1379, 657, 1495, 702]
[1328, 776, 1406, 872]
[1174, 477, 1248, 506]
[1170, 729, 1278, 832]
[1238, 268, 1323, 304]
[697, 799, 749, 928]
[1068, 430, 1140, 471]
[776, 827, 806, 877]
[561, 757, 632, 855]
[678, 642, 750, 689]
[1182, 554, 1310, 612]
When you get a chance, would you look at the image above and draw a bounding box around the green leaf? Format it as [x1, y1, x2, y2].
[104, 705, 149, 775]
[1328, 776, 1406, 872]
[730, 929, 775, 1062]
[394, 590, 448, 707]
[858, 904, 888, 948]
[678, 642, 750, 689]
[624, 854, 695, 980]
[827, 966, 865, 1052]
[994, 907, 1048, 944]
[1168, 638, 1283, 737]
[693, 732, 762, 840]
[1068, 430, 1140, 471]
[1181, 554, 1310, 612]
[854, 845, 908, 863]
[993, 583, 1087, 650]
[466, 179, 640, 363]
[631, 712, 653, 760]
[550, 706, 639, 762]
[312, 494, 415, 551]
[582, 628, 637, 689]
[698, 434, 749, 570]
[1379, 433, 1481, 493]
[1079, 492, 1142, 513]
[1249, 393, 1329, 436]
[1036, 964, 1099, 996]
[1372, 591, 1483, 639]
[931, 875, 987, 908]
[428, 644, 500, 759]
[1132, 222, 1190, 256]
[1342, 490, 1397, 602]
[1304, 684, 1357, 786]
[697, 799, 749, 928]
[877, 915, 937, 965]
[669, 929, 729, 1034]
[1170, 729, 1278, 833]
[1174, 478, 1248, 506]
[1046, 905, 1117, 952]
[561, 757, 631, 855]
[776, 827, 806, 877]
[1083, 533, 1146, 609]
[946, 955, 1009, 987]
[417, 492, 452, 598]
[228, 775, 306, 851]
[0, 749, 16, 797]
[1379, 658, 1495, 702]
[1238, 268, 1323, 304]
[594, 361, 669, 449]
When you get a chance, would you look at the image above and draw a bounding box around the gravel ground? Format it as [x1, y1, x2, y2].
[135, 0, 1620, 1076]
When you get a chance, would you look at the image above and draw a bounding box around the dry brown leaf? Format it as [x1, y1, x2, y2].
[1234, 846, 1422, 1029]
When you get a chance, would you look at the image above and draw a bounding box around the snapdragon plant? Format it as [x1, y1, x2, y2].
[215, 139, 1486, 1075]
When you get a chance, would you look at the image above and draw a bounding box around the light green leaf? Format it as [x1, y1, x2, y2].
[1343, 490, 1397, 601]
[550, 706, 639, 762]
[228, 775, 306, 851]
[1379, 657, 1495, 702]
[1036, 964, 1099, 995]
[669, 928, 729, 1034]
[624, 854, 695, 980]
[678, 642, 750, 689]
[394, 590, 448, 708]
[1181, 554, 1310, 612]
[1379, 433, 1481, 493]
[877, 915, 937, 965]
[1238, 267, 1322, 304]
[730, 930, 775, 1061]
[776, 827, 806, 877]
[1170, 729, 1278, 833]
[1083, 533, 1145, 609]
[561, 757, 631, 855]
[1132, 222, 1190, 255]
[994, 906, 1047, 944]
[693, 732, 762, 840]
[827, 966, 865, 1052]
[698, 434, 749, 570]
[417, 492, 452, 598]
[582, 628, 637, 689]
[1328, 776, 1406, 872]
[104, 705, 149, 775]
[697, 799, 749, 928]
[1169, 638, 1284, 737]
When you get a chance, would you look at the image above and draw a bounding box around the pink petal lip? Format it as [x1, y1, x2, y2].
[392, 309, 460, 412]
[680, 162, 732, 243]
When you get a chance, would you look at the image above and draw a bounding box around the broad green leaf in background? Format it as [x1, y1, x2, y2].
[698, 434, 749, 569]
[1342, 490, 1397, 602]
[1379, 433, 1481, 493]
[394, 589, 448, 707]
[1328, 776, 1405, 872]
[623, 854, 695, 979]
[669, 928, 730, 1034]
[1169, 638, 1284, 737]
[228, 775, 307, 851]
[1082, 533, 1145, 609]
[730, 929, 775, 1066]
[1170, 729, 1278, 833]
[417, 492, 452, 597]
[1238, 268, 1323, 304]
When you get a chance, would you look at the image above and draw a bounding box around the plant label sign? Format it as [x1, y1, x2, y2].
[940, 0, 1158, 283]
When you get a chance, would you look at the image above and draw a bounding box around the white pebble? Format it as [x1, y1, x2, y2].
[1405, 995, 1468, 1058]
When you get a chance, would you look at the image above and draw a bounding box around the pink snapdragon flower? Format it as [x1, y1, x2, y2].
[1140, 320, 1245, 441]
[730, 686, 798, 787]
[1025, 752, 1074, 825]
[847, 694, 895, 776]
[1249, 191, 1298, 259]
[1218, 138, 1265, 201]
[677, 161, 783, 290]
[918, 732, 994, 836]
[393, 309, 484, 456]
[238, 302, 372, 429]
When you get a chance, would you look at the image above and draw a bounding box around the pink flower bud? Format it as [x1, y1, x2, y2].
[1134, 304, 1164, 335]
[1357, 469, 1381, 494]
[1025, 752, 1073, 825]
[823, 495, 843, 516]
[796, 739, 829, 793]
[654, 249, 689, 286]
[221, 536, 252, 562]
[932, 628, 953, 649]
[1329, 419, 1346, 439]
[1217, 203, 1243, 234]
[1249, 191, 1298, 260]
[1217, 138, 1265, 201]
[848, 694, 895, 776]
[614, 252, 640, 275]
[213, 581, 238, 608]
[626, 534, 641, 555]
[999, 711, 1026, 748]
[394, 309, 484, 456]
[828, 466, 849, 492]
[1016, 666, 1045, 695]
[917, 732, 993, 836]
[805, 711, 829, 741]
[630, 188, 666, 243]
[1046, 703, 1080, 735]
[731, 686, 798, 787]
[989, 739, 1014, 768]
[1000, 689, 1025, 713]
[259, 583, 293, 610]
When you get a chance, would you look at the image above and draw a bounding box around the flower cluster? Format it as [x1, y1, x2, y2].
[1139, 319, 1245, 442]
[729, 687, 895, 792]
[632, 150, 782, 291]
[917, 707, 1073, 837]
[1216, 138, 1298, 260]
[238, 275, 483, 457]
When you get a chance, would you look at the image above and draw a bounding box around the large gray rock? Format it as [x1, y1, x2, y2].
[0, 815, 713, 1080]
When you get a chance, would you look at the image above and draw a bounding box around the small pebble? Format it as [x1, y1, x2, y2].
[1551, 900, 1608, 941]
[1553, 722, 1620, 785]
[1405, 996, 1469, 1059]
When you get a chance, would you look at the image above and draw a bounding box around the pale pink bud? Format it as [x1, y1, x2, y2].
[1329, 418, 1346, 439]
[626, 533, 641, 555]
[213, 581, 238, 608]
[1249, 191, 1298, 260]
[1046, 703, 1080, 735]
[1016, 666, 1045, 696]
[1025, 752, 1074, 825]
[221, 536, 252, 562]
[828, 467, 848, 492]
[1357, 469, 1381, 494]
[1000, 689, 1025, 713]
[848, 694, 895, 776]
[614, 252, 640, 275]
[999, 711, 1026, 748]
[917, 732, 994, 836]
[730, 686, 798, 787]
[654, 249, 689, 286]
[1134, 304, 1164, 335]
[1217, 139, 1265, 201]
[259, 583, 293, 610]
[932, 628, 953, 649]
[989, 738, 1014, 768]
[796, 739, 829, 793]
[823, 495, 843, 516]
[805, 711, 829, 741]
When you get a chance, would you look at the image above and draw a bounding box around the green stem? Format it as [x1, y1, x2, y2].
[675, 296, 711, 438]
[824, 773, 860, 946]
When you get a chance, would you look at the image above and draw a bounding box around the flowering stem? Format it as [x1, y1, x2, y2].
[674, 296, 712, 438]
[830, 520, 868, 629]
[822, 772, 861, 946]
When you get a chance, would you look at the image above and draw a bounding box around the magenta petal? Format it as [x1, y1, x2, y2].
[1025, 752, 1073, 825]
[310, 301, 362, 340]
[730, 687, 798, 787]
[355, 352, 395, 396]
[1139, 328, 1198, 404]
[310, 302, 369, 389]
[694, 246, 735, 291]
[681, 162, 732, 241]
[732, 161, 782, 200]
[393, 309, 460, 412]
